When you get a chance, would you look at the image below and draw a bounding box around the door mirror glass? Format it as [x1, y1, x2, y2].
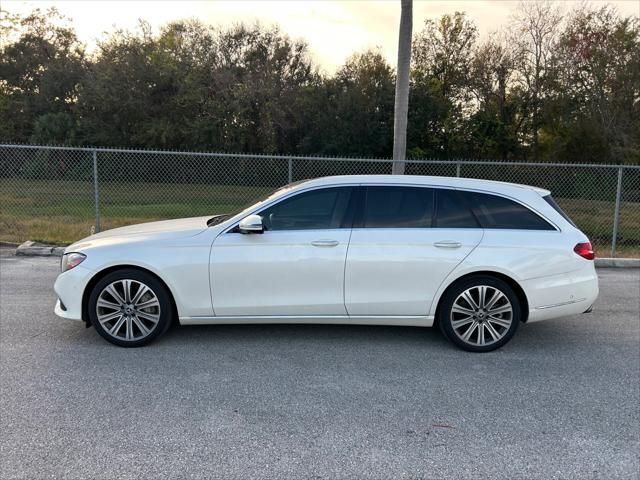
[238, 214, 264, 233]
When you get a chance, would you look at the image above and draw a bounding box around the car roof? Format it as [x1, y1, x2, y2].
[293, 175, 551, 197]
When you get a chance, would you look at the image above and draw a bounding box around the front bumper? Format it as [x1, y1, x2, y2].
[53, 265, 94, 321]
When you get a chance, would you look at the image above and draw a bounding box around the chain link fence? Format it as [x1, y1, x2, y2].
[1, 144, 639, 257]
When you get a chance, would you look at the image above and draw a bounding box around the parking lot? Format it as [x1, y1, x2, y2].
[0, 254, 638, 479]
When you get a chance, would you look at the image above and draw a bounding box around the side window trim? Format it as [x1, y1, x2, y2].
[350, 186, 366, 229]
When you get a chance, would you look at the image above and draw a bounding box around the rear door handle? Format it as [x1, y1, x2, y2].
[311, 239, 339, 247]
[434, 240, 462, 249]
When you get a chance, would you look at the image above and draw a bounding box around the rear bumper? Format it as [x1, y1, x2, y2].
[524, 263, 599, 323]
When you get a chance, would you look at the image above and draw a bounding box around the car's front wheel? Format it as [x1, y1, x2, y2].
[88, 269, 173, 347]
[438, 275, 521, 352]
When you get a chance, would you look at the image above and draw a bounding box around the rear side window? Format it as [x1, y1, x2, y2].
[362, 186, 434, 228]
[435, 189, 479, 228]
[468, 192, 555, 230]
[544, 195, 576, 227]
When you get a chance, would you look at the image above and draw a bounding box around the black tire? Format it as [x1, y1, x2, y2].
[88, 268, 174, 347]
[438, 275, 521, 352]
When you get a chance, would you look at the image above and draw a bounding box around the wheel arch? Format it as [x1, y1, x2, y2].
[81, 265, 179, 325]
[433, 270, 530, 324]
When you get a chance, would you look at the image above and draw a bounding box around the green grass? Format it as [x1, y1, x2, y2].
[0, 178, 272, 245]
[1, 178, 639, 257]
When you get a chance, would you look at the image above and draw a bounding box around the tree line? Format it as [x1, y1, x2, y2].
[1, 4, 638, 164]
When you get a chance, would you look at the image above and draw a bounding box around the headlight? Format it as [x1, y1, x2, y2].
[61, 252, 86, 272]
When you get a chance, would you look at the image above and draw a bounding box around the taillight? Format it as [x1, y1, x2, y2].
[574, 242, 595, 260]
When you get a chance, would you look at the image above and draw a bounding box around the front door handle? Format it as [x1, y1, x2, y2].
[434, 240, 462, 249]
[311, 239, 339, 247]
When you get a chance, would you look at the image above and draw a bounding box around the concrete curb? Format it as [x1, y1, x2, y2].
[594, 257, 640, 268]
[12, 240, 640, 267]
[16, 241, 65, 257]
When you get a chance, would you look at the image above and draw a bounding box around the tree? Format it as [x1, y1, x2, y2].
[412, 12, 478, 158]
[210, 23, 317, 153]
[510, 1, 563, 160]
[300, 50, 395, 157]
[0, 8, 85, 144]
[553, 5, 640, 164]
[467, 35, 520, 159]
[392, 0, 413, 174]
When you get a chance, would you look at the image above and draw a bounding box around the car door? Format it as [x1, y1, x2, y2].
[210, 186, 355, 317]
[344, 186, 483, 317]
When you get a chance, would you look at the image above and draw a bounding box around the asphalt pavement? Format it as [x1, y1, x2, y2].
[1, 254, 638, 479]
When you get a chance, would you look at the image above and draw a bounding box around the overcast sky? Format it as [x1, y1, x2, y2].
[3, 0, 639, 73]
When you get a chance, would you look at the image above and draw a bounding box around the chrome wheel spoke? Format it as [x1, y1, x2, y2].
[98, 310, 122, 324]
[109, 316, 126, 336]
[488, 316, 511, 329]
[125, 316, 133, 340]
[484, 290, 504, 311]
[136, 310, 160, 324]
[122, 280, 132, 303]
[477, 323, 486, 345]
[484, 321, 501, 341]
[136, 298, 160, 310]
[131, 285, 149, 305]
[452, 316, 475, 329]
[97, 298, 121, 310]
[461, 321, 478, 342]
[132, 315, 150, 336]
[452, 304, 476, 316]
[105, 284, 126, 305]
[488, 304, 512, 315]
[478, 286, 487, 309]
[461, 290, 479, 310]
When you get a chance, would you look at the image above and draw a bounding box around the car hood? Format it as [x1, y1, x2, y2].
[66, 216, 214, 252]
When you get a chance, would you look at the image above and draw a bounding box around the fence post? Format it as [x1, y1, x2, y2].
[288, 157, 293, 184]
[456, 162, 461, 177]
[92, 149, 101, 233]
[611, 166, 623, 257]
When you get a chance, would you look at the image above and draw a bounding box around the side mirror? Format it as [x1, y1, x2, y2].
[238, 214, 264, 234]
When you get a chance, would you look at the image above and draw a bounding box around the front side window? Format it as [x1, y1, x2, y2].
[362, 186, 434, 228]
[260, 187, 353, 231]
[468, 192, 555, 230]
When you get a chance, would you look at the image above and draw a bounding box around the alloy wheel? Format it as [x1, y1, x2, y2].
[96, 279, 161, 341]
[450, 285, 513, 347]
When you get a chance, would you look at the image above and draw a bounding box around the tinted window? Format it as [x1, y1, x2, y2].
[260, 187, 353, 231]
[544, 195, 576, 227]
[469, 192, 555, 230]
[362, 186, 434, 228]
[435, 189, 479, 228]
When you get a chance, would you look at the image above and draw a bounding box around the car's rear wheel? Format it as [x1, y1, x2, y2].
[88, 269, 173, 347]
[438, 275, 520, 352]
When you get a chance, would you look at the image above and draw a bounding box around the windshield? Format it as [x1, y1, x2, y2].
[206, 180, 309, 227]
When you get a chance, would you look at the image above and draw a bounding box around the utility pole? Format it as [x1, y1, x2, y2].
[392, 0, 413, 175]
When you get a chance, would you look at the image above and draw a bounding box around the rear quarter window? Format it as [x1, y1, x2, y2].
[465, 191, 555, 230]
[543, 195, 577, 227]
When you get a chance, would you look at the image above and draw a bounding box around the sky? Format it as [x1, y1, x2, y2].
[3, 0, 639, 73]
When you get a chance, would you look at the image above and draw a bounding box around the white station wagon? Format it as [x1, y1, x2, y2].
[54, 175, 598, 352]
